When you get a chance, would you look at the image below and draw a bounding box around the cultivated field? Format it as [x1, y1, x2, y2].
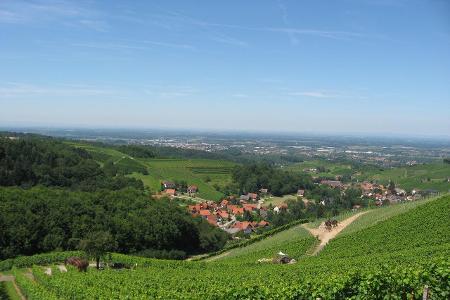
[3, 195, 448, 299]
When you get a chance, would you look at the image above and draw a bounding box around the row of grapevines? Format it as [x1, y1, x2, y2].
[31, 257, 448, 299]
[11, 268, 58, 300]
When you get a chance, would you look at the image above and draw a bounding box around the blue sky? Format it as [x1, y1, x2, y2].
[0, 0, 449, 137]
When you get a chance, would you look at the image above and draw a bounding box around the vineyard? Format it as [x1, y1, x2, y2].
[1, 195, 449, 299]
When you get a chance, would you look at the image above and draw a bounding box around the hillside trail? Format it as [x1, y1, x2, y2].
[0, 273, 26, 300]
[302, 211, 369, 256]
[204, 251, 231, 262]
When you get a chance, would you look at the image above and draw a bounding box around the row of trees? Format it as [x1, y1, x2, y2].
[0, 187, 228, 261]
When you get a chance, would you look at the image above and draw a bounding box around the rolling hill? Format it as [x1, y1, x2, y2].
[2, 195, 448, 299]
[66, 142, 236, 200]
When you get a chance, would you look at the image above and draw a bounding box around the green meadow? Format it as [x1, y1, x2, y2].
[66, 142, 236, 200]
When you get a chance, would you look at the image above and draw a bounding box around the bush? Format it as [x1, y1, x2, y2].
[133, 249, 187, 260]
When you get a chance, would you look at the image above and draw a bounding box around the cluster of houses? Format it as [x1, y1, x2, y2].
[319, 179, 438, 206]
[161, 180, 198, 197]
[187, 196, 271, 235]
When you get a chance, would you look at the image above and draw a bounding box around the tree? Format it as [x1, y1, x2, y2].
[387, 180, 396, 193]
[78, 231, 117, 269]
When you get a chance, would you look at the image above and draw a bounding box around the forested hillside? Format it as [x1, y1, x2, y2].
[0, 134, 143, 191]
[0, 187, 227, 260]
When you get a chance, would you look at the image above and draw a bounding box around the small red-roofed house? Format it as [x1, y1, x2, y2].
[234, 221, 253, 234]
[206, 215, 218, 226]
[229, 206, 244, 215]
[199, 210, 211, 219]
[258, 220, 270, 227]
[243, 204, 258, 212]
[216, 210, 229, 220]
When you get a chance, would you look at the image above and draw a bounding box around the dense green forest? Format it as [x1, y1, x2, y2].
[231, 163, 314, 196]
[0, 133, 228, 261]
[0, 187, 227, 260]
[0, 134, 143, 191]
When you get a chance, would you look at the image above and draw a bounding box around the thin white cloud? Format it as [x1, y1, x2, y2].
[0, 9, 24, 23]
[232, 93, 249, 98]
[0, 0, 107, 31]
[0, 83, 117, 98]
[276, 0, 299, 45]
[288, 91, 337, 98]
[210, 36, 248, 47]
[288, 90, 369, 100]
[268, 28, 366, 40]
[78, 19, 109, 32]
[71, 42, 149, 51]
[142, 40, 195, 50]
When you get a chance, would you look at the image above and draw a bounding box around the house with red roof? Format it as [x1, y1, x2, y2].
[216, 210, 229, 220]
[233, 221, 253, 234]
[206, 215, 218, 226]
[199, 210, 211, 218]
[258, 220, 270, 227]
[220, 199, 229, 208]
[227, 205, 244, 215]
[243, 204, 258, 212]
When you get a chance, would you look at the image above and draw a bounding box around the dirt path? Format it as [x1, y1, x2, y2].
[0, 273, 26, 300]
[302, 211, 368, 255]
[0, 274, 14, 282]
[205, 251, 231, 262]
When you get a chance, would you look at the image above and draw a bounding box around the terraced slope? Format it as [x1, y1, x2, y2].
[339, 196, 436, 237]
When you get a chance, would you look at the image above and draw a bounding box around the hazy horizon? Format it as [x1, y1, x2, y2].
[2, 124, 450, 142]
[1, 0, 449, 136]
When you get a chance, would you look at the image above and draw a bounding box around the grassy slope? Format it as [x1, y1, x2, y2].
[287, 159, 353, 177]
[66, 142, 236, 201]
[355, 162, 450, 192]
[210, 225, 315, 263]
[289, 159, 450, 192]
[136, 158, 234, 200]
[0, 281, 21, 300]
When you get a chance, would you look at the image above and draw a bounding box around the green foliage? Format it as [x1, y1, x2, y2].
[12, 268, 59, 300]
[318, 195, 450, 259]
[231, 163, 313, 196]
[0, 135, 144, 191]
[78, 231, 117, 269]
[0, 251, 82, 271]
[0, 280, 21, 300]
[199, 219, 309, 261]
[7, 196, 450, 298]
[0, 187, 226, 261]
[116, 145, 156, 158]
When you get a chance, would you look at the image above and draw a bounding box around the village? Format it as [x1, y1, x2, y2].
[158, 178, 439, 236]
